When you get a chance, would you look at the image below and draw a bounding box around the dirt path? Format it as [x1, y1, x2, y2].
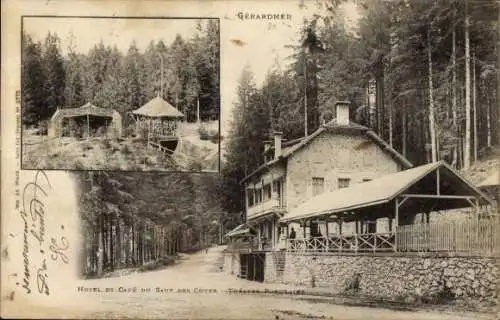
[66, 246, 494, 319]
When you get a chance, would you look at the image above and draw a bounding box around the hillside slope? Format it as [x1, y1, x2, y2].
[22, 135, 218, 171]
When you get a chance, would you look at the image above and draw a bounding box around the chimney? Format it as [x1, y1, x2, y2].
[273, 132, 282, 159]
[335, 101, 350, 125]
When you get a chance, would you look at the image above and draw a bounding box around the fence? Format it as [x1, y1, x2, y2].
[397, 215, 500, 256]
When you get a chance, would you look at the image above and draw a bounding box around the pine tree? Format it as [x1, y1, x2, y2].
[43, 32, 66, 112]
[22, 34, 48, 126]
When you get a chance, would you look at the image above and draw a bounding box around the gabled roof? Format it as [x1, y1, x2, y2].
[240, 120, 413, 184]
[51, 102, 117, 119]
[132, 96, 184, 118]
[281, 161, 494, 223]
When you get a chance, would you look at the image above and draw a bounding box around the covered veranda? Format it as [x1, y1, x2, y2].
[225, 210, 285, 252]
[281, 161, 497, 255]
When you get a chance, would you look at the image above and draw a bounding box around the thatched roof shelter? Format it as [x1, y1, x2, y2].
[131, 96, 184, 145]
[132, 96, 184, 119]
[48, 103, 122, 138]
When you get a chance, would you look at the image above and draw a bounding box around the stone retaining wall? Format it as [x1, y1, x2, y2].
[223, 251, 240, 276]
[264, 252, 279, 283]
[271, 253, 498, 304]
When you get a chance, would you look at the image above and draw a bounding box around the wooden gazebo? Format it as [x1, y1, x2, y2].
[131, 96, 184, 153]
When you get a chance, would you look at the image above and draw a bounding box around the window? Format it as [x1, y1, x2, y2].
[263, 184, 272, 200]
[338, 178, 350, 189]
[362, 178, 372, 183]
[312, 177, 325, 196]
[256, 188, 262, 203]
[247, 190, 254, 207]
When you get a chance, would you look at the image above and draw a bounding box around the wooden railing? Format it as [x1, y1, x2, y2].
[247, 197, 284, 218]
[287, 232, 396, 253]
[285, 217, 500, 256]
[397, 216, 500, 256]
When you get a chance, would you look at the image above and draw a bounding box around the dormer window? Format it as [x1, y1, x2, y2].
[338, 178, 350, 189]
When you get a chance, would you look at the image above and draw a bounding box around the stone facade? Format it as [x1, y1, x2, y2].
[270, 253, 498, 304]
[285, 130, 402, 211]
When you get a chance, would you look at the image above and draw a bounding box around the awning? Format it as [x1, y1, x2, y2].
[225, 224, 250, 238]
[247, 209, 285, 223]
[282, 161, 494, 223]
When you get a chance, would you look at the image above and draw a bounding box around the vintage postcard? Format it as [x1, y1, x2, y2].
[21, 15, 220, 172]
[2, 0, 499, 319]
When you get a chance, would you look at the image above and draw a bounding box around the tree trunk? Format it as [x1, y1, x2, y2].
[100, 214, 106, 270]
[97, 221, 103, 276]
[402, 99, 407, 157]
[304, 58, 308, 137]
[116, 218, 121, 268]
[109, 216, 114, 270]
[131, 223, 135, 265]
[388, 78, 393, 148]
[464, 0, 471, 169]
[452, 25, 458, 167]
[487, 92, 492, 147]
[376, 72, 385, 138]
[428, 27, 437, 163]
[472, 50, 478, 162]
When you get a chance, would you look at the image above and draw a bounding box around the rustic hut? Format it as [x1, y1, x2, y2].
[48, 103, 122, 138]
[131, 96, 184, 152]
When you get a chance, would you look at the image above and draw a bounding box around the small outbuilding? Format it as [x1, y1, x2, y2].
[48, 102, 122, 138]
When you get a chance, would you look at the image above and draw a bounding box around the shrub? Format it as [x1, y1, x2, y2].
[37, 120, 49, 135]
[198, 124, 210, 140]
[138, 256, 176, 272]
[121, 144, 132, 155]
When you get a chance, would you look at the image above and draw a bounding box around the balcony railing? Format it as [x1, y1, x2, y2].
[287, 232, 396, 253]
[285, 217, 500, 256]
[247, 197, 285, 218]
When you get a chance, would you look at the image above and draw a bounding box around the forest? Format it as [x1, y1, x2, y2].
[221, 0, 499, 216]
[77, 171, 223, 277]
[22, 19, 220, 129]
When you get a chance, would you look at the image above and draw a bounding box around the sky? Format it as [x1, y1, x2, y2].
[22, 1, 360, 137]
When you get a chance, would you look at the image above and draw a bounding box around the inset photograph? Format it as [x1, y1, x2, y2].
[21, 16, 220, 172]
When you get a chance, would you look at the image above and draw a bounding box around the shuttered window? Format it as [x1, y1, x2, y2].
[338, 178, 350, 189]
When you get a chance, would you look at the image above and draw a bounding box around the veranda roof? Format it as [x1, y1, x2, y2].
[282, 161, 493, 223]
[478, 170, 499, 188]
[225, 224, 250, 238]
[132, 96, 184, 118]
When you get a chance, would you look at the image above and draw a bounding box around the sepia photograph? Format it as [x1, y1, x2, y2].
[20, 16, 220, 172]
[2, 0, 500, 319]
